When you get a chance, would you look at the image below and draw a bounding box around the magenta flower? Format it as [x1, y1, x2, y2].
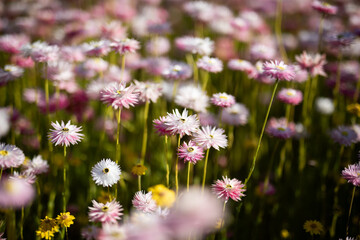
[263, 60, 295, 81]
[164, 109, 200, 138]
[89, 200, 123, 224]
[197, 56, 223, 73]
[211, 93, 235, 108]
[48, 121, 84, 147]
[0, 177, 35, 209]
[0, 143, 25, 169]
[111, 38, 141, 55]
[342, 162, 360, 187]
[312, 1, 337, 15]
[277, 88, 303, 105]
[177, 140, 204, 164]
[266, 118, 296, 139]
[330, 126, 358, 147]
[132, 191, 157, 213]
[212, 176, 246, 202]
[101, 83, 139, 109]
[193, 126, 228, 150]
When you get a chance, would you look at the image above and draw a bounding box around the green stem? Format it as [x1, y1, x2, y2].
[201, 149, 210, 192]
[140, 101, 150, 164]
[221, 201, 227, 228]
[116, 108, 122, 165]
[333, 51, 343, 111]
[202, 71, 209, 91]
[187, 162, 191, 192]
[175, 136, 181, 196]
[165, 136, 170, 187]
[138, 175, 141, 192]
[275, 0, 288, 62]
[264, 140, 280, 191]
[0, 167, 3, 181]
[20, 207, 24, 240]
[346, 186, 356, 236]
[63, 146, 67, 212]
[245, 79, 279, 185]
[6, 210, 16, 240]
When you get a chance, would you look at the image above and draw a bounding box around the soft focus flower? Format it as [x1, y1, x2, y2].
[177, 140, 204, 164]
[23, 155, 49, 175]
[341, 162, 360, 186]
[48, 121, 84, 147]
[0, 177, 35, 209]
[0, 108, 10, 138]
[89, 200, 123, 223]
[0, 143, 25, 169]
[36, 216, 59, 240]
[347, 103, 360, 117]
[131, 164, 147, 176]
[211, 92, 235, 108]
[111, 38, 141, 55]
[100, 83, 139, 109]
[153, 116, 172, 136]
[315, 97, 334, 115]
[175, 84, 209, 113]
[227, 59, 257, 78]
[266, 118, 296, 139]
[132, 191, 158, 213]
[81, 226, 100, 240]
[193, 126, 228, 150]
[164, 109, 200, 138]
[91, 159, 121, 187]
[56, 212, 75, 228]
[303, 220, 324, 236]
[212, 176, 246, 202]
[81, 40, 111, 57]
[134, 80, 162, 103]
[221, 103, 249, 126]
[277, 88, 303, 105]
[295, 51, 327, 77]
[21, 41, 59, 63]
[197, 56, 223, 73]
[263, 60, 295, 81]
[330, 126, 358, 146]
[0, 34, 29, 54]
[146, 36, 170, 56]
[312, 1, 337, 15]
[148, 184, 176, 208]
[162, 62, 192, 81]
[98, 223, 127, 240]
[175, 36, 214, 56]
[10, 171, 36, 184]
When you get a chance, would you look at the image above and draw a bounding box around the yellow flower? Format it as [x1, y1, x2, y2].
[131, 164, 147, 176]
[303, 220, 324, 236]
[148, 184, 176, 208]
[347, 103, 360, 117]
[281, 229, 290, 238]
[36, 216, 59, 240]
[56, 212, 75, 228]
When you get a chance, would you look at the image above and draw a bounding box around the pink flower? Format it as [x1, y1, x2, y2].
[312, 1, 337, 15]
[177, 140, 204, 164]
[221, 103, 249, 126]
[89, 200, 123, 224]
[81, 40, 111, 57]
[211, 93, 235, 108]
[162, 62, 192, 81]
[197, 56, 223, 73]
[0, 34, 29, 54]
[23, 155, 49, 175]
[212, 176, 246, 202]
[175, 36, 214, 56]
[0, 143, 25, 169]
[48, 120, 84, 147]
[227, 59, 257, 78]
[330, 126, 358, 147]
[153, 116, 172, 136]
[164, 109, 200, 138]
[132, 191, 157, 213]
[193, 126, 228, 150]
[263, 60, 295, 81]
[277, 88, 303, 105]
[81, 226, 100, 240]
[100, 83, 139, 109]
[134, 80, 162, 103]
[342, 162, 360, 187]
[0, 177, 35, 209]
[266, 118, 296, 139]
[10, 171, 36, 184]
[98, 223, 127, 240]
[111, 38, 141, 55]
[295, 51, 327, 77]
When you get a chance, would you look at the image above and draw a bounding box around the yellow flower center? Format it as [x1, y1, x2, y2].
[237, 59, 243, 63]
[180, 118, 186, 123]
[117, 90, 122, 95]
[103, 168, 110, 174]
[209, 134, 214, 138]
[62, 128, 69, 132]
[102, 206, 109, 212]
[286, 91, 295, 96]
[341, 131, 349, 136]
[276, 65, 285, 70]
[4, 181, 15, 193]
[219, 96, 228, 100]
[226, 184, 232, 189]
[173, 65, 181, 72]
[187, 147, 194, 152]
[0, 150, 8, 156]
[278, 127, 286, 131]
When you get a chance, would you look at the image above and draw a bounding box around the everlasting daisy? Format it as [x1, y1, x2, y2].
[193, 126, 228, 150]
[303, 220, 324, 236]
[164, 109, 200, 138]
[91, 159, 121, 187]
[315, 97, 334, 115]
[227, 59, 257, 78]
[134, 80, 162, 103]
[131, 164, 147, 176]
[132, 191, 157, 213]
[148, 184, 176, 208]
[330, 126, 358, 147]
[221, 103, 249, 126]
[177, 140, 204, 164]
[266, 118, 296, 139]
[295, 51, 327, 77]
[175, 84, 209, 113]
[212, 176, 246, 202]
[263, 60, 296, 81]
[111, 38, 140, 55]
[341, 162, 360, 186]
[89, 200, 123, 224]
[197, 56, 223, 73]
[312, 1, 337, 15]
[10, 171, 36, 184]
[277, 88, 303, 105]
[81, 40, 111, 57]
[23, 155, 49, 175]
[175, 36, 214, 56]
[98, 223, 127, 240]
[0, 177, 35, 209]
[153, 116, 172, 136]
[100, 83, 139, 110]
[48, 121, 84, 147]
[36, 216, 59, 240]
[0, 34, 29, 54]
[162, 62, 192, 81]
[211, 93, 235, 108]
[56, 212, 75, 228]
[0, 143, 25, 169]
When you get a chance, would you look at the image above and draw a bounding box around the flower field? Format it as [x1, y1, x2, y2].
[0, 0, 360, 239]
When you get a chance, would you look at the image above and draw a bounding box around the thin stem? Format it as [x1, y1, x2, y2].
[165, 136, 170, 187]
[275, 0, 288, 62]
[138, 175, 141, 192]
[20, 207, 24, 240]
[187, 162, 191, 192]
[346, 186, 356, 236]
[175, 136, 181, 196]
[0, 167, 3, 181]
[202, 71, 210, 91]
[245, 79, 279, 185]
[63, 146, 67, 212]
[221, 201, 227, 228]
[202, 149, 210, 192]
[140, 101, 150, 164]
[116, 108, 122, 165]
[333, 51, 343, 111]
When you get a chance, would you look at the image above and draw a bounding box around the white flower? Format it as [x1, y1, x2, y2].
[315, 97, 334, 115]
[91, 159, 121, 187]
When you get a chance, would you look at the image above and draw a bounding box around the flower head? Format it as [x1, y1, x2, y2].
[295, 51, 327, 77]
[56, 212, 75, 228]
[162, 62, 192, 81]
[153, 116, 172, 136]
[100, 83, 139, 109]
[221, 103, 249, 126]
[0, 143, 25, 169]
[193, 126, 228, 150]
[23, 155, 49, 175]
[212, 176, 246, 202]
[175, 36, 214, 56]
[111, 38, 140, 55]
[263, 60, 295, 81]
[330, 126, 358, 146]
[36, 216, 59, 240]
[132, 191, 158, 213]
[148, 184, 176, 208]
[0, 177, 35, 209]
[98, 223, 127, 240]
[48, 121, 84, 147]
[341, 162, 360, 187]
[312, 1, 337, 15]
[277, 88, 303, 105]
[175, 84, 209, 113]
[303, 220, 324, 236]
[211, 93, 235, 108]
[89, 200, 123, 223]
[177, 140, 204, 164]
[315, 97, 334, 115]
[266, 118, 296, 139]
[134, 80, 162, 103]
[131, 164, 147, 176]
[91, 159, 121, 187]
[197, 56, 223, 73]
[164, 109, 200, 138]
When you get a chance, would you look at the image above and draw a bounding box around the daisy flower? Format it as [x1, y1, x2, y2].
[330, 126, 358, 146]
[89, 200, 123, 223]
[10, 171, 36, 184]
[100, 83, 139, 109]
[193, 126, 228, 150]
[98, 223, 127, 240]
[303, 220, 324, 236]
[315, 97, 334, 115]
[177, 140, 204, 164]
[295, 51, 327, 77]
[91, 159, 121, 187]
[221, 103, 250, 126]
[164, 109, 200, 138]
[56, 212, 75, 228]
[266, 118, 296, 139]
[36, 216, 59, 240]
[175, 36, 214, 56]
[23, 155, 49, 175]
[0, 177, 35, 209]
[48, 121, 84, 147]
[263, 60, 296, 81]
[111, 38, 141, 55]
[227, 59, 257, 78]
[277, 88, 303, 105]
[212, 176, 246, 202]
[175, 84, 209, 113]
[211, 93, 235, 108]
[153, 116, 172, 136]
[341, 162, 360, 187]
[132, 191, 157, 213]
[134, 80, 162, 103]
[197, 56, 223, 73]
[312, 1, 337, 15]
[162, 62, 192, 81]
[81, 40, 111, 57]
[0, 143, 25, 169]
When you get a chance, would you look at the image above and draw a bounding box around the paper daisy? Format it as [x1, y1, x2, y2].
[212, 176, 246, 202]
[91, 159, 121, 187]
[88, 200, 123, 224]
[48, 121, 84, 147]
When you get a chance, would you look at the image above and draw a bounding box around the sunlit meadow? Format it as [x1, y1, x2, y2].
[0, 0, 360, 239]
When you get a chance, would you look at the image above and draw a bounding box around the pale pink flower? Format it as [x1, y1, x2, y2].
[89, 200, 123, 224]
[98, 223, 127, 240]
[175, 84, 209, 113]
[227, 59, 257, 78]
[111, 38, 140, 55]
[342, 162, 360, 187]
[295, 51, 327, 77]
[175, 36, 214, 56]
[211, 93, 235, 108]
[81, 40, 111, 57]
[153, 116, 172, 136]
[266, 118, 296, 139]
[263, 60, 296, 81]
[100, 83, 139, 109]
[48, 120, 84, 147]
[330, 126, 358, 147]
[212, 176, 246, 202]
[0, 34, 29, 54]
[10, 171, 36, 184]
[81, 226, 100, 240]
[197, 56, 223, 73]
[0, 177, 35, 209]
[134, 80, 162, 103]
[221, 103, 249, 126]
[162, 62, 192, 81]
[23, 155, 49, 175]
[193, 126, 228, 150]
[277, 88, 303, 105]
[164, 109, 200, 138]
[146, 37, 170, 56]
[132, 191, 157, 213]
[312, 1, 337, 15]
[177, 140, 204, 164]
[0, 143, 25, 169]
